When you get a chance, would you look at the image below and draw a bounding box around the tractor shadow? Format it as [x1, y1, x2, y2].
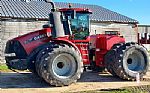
[0, 72, 50, 88]
[78, 71, 126, 82]
[0, 71, 127, 89]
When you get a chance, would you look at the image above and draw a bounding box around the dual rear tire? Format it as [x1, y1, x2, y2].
[105, 43, 149, 80]
[35, 43, 83, 86]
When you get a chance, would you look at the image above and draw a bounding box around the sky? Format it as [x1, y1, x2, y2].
[55, 0, 150, 24]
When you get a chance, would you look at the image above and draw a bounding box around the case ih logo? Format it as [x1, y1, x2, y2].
[24, 34, 47, 44]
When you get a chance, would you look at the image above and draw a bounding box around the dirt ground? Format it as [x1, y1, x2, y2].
[0, 70, 150, 93]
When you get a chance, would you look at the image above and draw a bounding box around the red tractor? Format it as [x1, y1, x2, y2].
[5, 0, 149, 86]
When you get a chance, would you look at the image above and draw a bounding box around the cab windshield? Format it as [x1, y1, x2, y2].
[70, 13, 89, 40]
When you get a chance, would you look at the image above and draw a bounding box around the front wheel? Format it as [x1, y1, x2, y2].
[36, 44, 83, 86]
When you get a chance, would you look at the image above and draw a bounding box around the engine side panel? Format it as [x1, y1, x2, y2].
[90, 34, 125, 67]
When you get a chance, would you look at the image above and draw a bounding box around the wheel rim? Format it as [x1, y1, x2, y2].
[126, 50, 145, 72]
[52, 53, 77, 78]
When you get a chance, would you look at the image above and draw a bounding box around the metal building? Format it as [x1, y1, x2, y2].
[138, 25, 150, 50]
[0, 0, 138, 63]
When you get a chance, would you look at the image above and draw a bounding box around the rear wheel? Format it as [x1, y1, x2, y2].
[105, 49, 118, 76]
[105, 43, 123, 76]
[105, 43, 149, 80]
[35, 44, 83, 86]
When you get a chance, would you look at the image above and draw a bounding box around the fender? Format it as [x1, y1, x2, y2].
[26, 42, 53, 70]
[27, 38, 82, 70]
[53, 38, 82, 55]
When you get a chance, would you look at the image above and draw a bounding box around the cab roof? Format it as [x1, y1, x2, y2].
[59, 8, 92, 14]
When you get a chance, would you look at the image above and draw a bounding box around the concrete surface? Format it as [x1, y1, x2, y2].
[0, 71, 150, 93]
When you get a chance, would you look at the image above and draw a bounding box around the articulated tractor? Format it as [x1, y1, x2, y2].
[5, 0, 149, 86]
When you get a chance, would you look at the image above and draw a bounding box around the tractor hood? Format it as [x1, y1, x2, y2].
[5, 28, 52, 55]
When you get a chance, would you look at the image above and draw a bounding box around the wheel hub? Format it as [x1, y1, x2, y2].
[52, 53, 76, 78]
[127, 50, 145, 71]
[57, 62, 64, 69]
[127, 58, 132, 64]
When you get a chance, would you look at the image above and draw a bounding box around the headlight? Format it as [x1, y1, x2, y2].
[4, 53, 16, 57]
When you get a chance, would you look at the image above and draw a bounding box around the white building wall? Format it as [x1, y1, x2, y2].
[0, 20, 47, 63]
[90, 22, 137, 42]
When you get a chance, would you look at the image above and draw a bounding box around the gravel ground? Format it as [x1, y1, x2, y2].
[0, 70, 150, 93]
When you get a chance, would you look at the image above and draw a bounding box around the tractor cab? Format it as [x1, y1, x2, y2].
[60, 8, 92, 40]
[59, 7, 92, 65]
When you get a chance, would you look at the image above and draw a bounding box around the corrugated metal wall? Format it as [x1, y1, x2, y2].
[138, 26, 150, 33]
[138, 25, 150, 50]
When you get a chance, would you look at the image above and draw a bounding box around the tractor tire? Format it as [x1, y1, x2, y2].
[106, 42, 149, 80]
[105, 43, 124, 76]
[105, 49, 118, 76]
[35, 44, 55, 77]
[35, 44, 83, 86]
[27, 42, 55, 73]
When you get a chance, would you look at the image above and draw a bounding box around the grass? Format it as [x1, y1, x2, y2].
[0, 64, 11, 72]
[70, 88, 147, 93]
[71, 89, 130, 93]
[0, 64, 29, 72]
[67, 85, 150, 93]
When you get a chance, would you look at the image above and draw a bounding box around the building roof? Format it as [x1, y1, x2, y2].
[1, 0, 138, 24]
[138, 25, 150, 27]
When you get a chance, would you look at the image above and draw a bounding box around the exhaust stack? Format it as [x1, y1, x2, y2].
[45, 0, 65, 38]
[45, 0, 56, 11]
